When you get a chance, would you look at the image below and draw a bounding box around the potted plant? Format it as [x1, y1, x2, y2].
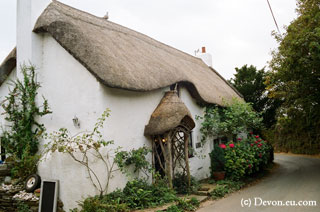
[209, 144, 226, 180]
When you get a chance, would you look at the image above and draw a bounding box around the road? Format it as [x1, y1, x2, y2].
[197, 154, 320, 212]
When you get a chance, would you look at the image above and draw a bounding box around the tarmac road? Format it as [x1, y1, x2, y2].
[197, 154, 320, 212]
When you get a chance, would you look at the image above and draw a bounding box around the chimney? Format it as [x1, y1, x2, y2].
[195, 46, 212, 68]
[16, 0, 51, 77]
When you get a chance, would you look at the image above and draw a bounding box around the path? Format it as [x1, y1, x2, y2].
[197, 154, 320, 212]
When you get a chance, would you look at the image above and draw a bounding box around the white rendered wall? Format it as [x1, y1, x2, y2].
[36, 34, 170, 210]
[179, 87, 211, 180]
[16, 0, 51, 77]
[0, 68, 17, 156]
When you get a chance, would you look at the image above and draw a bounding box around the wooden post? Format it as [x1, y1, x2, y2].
[166, 132, 173, 189]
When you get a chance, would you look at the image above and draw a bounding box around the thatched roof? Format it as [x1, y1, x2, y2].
[144, 91, 195, 136]
[32, 1, 241, 105]
[0, 47, 16, 86]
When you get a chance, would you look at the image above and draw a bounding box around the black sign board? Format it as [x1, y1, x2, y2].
[39, 180, 59, 212]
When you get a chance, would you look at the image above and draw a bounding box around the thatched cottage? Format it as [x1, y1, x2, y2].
[0, 0, 241, 210]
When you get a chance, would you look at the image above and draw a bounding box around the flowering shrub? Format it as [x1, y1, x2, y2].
[210, 133, 273, 180]
[209, 144, 226, 172]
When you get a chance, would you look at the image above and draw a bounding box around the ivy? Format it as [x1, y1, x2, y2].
[197, 98, 262, 142]
[1, 64, 51, 179]
[114, 146, 152, 178]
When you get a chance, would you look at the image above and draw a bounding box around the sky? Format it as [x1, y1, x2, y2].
[0, 0, 297, 80]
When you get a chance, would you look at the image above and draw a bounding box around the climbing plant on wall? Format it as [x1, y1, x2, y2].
[1, 64, 51, 179]
[197, 98, 262, 142]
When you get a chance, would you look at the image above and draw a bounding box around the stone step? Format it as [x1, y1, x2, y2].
[197, 183, 217, 195]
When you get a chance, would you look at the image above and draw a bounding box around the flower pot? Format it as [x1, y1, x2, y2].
[212, 171, 226, 181]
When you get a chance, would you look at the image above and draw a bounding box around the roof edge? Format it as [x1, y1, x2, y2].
[0, 47, 17, 86]
[209, 67, 243, 99]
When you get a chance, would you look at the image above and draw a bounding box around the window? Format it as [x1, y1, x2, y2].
[213, 136, 229, 148]
[188, 131, 194, 158]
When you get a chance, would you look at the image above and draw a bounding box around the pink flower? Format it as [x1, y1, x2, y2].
[258, 143, 263, 147]
[237, 138, 242, 141]
[229, 143, 235, 148]
[255, 141, 259, 144]
[255, 135, 259, 138]
[219, 144, 226, 149]
[250, 143, 254, 146]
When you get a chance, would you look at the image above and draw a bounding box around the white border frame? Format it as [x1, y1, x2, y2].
[38, 179, 59, 212]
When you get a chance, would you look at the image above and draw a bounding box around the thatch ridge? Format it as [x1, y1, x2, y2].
[32, 1, 241, 106]
[144, 91, 195, 136]
[0, 47, 16, 86]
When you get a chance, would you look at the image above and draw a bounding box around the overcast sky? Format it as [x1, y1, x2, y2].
[0, 0, 297, 80]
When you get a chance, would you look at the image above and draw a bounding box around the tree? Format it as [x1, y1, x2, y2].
[265, 0, 320, 154]
[229, 65, 280, 128]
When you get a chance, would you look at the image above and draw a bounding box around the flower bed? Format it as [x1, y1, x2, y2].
[210, 133, 273, 180]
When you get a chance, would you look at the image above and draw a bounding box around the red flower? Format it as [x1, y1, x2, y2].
[258, 143, 263, 147]
[229, 143, 235, 148]
[258, 139, 262, 142]
[255, 135, 259, 138]
[250, 143, 254, 146]
[255, 141, 259, 144]
[248, 164, 252, 168]
[250, 132, 253, 135]
[259, 153, 262, 158]
[237, 138, 242, 141]
[219, 144, 226, 149]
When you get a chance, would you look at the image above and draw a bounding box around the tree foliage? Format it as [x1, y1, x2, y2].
[265, 0, 320, 154]
[229, 65, 281, 128]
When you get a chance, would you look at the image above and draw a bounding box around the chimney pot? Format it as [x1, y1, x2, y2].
[201, 47, 206, 53]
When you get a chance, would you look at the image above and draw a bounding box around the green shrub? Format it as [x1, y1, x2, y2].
[210, 185, 229, 199]
[173, 173, 199, 194]
[73, 178, 177, 211]
[210, 180, 244, 199]
[76, 195, 129, 212]
[114, 146, 152, 176]
[17, 202, 31, 212]
[11, 154, 40, 179]
[166, 198, 200, 212]
[209, 144, 226, 172]
[166, 205, 182, 212]
[220, 133, 273, 180]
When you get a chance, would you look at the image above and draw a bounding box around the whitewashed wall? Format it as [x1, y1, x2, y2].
[180, 87, 211, 180]
[0, 68, 17, 156]
[33, 34, 214, 210]
[33, 34, 170, 209]
[0, 34, 214, 210]
[11, 1, 215, 210]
